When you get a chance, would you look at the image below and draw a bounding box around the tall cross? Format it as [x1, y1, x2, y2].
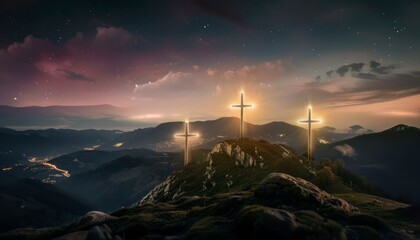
[232, 92, 253, 138]
[175, 121, 198, 166]
[299, 106, 320, 161]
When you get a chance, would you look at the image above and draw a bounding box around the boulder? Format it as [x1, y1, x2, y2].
[255, 173, 358, 212]
[236, 205, 297, 239]
[67, 211, 118, 232]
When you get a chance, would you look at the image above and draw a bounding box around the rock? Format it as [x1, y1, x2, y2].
[208, 142, 259, 168]
[346, 214, 390, 230]
[254, 173, 358, 212]
[236, 205, 298, 239]
[187, 216, 233, 240]
[86, 225, 116, 240]
[67, 211, 118, 232]
[345, 226, 381, 240]
[53, 231, 89, 240]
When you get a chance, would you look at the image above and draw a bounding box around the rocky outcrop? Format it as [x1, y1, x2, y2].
[208, 142, 259, 168]
[255, 173, 358, 212]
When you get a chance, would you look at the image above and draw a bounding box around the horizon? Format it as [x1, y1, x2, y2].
[1, 111, 416, 132]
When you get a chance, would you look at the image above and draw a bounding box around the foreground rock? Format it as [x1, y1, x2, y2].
[255, 173, 358, 212]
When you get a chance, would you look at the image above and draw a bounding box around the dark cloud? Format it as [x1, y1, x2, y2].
[56, 69, 92, 82]
[336, 65, 350, 77]
[369, 60, 381, 69]
[367, 60, 397, 74]
[355, 72, 376, 80]
[316, 72, 420, 107]
[349, 63, 364, 72]
[371, 65, 397, 74]
[325, 61, 399, 79]
[335, 62, 364, 77]
[310, 61, 420, 107]
[326, 70, 334, 78]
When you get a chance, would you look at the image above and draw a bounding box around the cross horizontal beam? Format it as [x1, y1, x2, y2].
[176, 134, 198, 137]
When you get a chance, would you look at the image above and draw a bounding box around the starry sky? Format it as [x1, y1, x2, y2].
[0, 0, 419, 130]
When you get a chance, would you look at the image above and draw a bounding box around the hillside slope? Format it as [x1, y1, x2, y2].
[315, 124, 420, 203]
[0, 179, 91, 233]
[58, 153, 182, 211]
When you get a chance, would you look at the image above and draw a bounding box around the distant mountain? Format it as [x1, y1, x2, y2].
[48, 149, 164, 175]
[102, 117, 329, 152]
[0, 127, 121, 157]
[315, 124, 420, 203]
[314, 124, 374, 144]
[0, 104, 147, 130]
[0, 117, 373, 158]
[0, 178, 90, 233]
[58, 151, 183, 211]
[103, 118, 375, 152]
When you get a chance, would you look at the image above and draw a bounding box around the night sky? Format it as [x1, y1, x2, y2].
[1, 0, 419, 129]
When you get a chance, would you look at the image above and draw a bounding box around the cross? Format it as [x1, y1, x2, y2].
[299, 106, 320, 161]
[175, 121, 198, 166]
[231, 92, 253, 138]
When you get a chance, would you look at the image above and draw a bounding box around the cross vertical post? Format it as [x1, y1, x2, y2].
[232, 92, 253, 138]
[175, 121, 198, 166]
[299, 106, 320, 161]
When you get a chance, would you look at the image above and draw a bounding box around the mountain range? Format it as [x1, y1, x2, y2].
[0, 117, 372, 158]
[0, 104, 143, 130]
[315, 124, 420, 203]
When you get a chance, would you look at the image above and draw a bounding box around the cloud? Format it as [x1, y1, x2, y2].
[369, 60, 381, 69]
[214, 84, 222, 96]
[326, 70, 334, 77]
[0, 26, 169, 105]
[335, 62, 364, 77]
[334, 144, 356, 157]
[56, 69, 92, 82]
[133, 71, 201, 97]
[324, 61, 397, 79]
[382, 111, 419, 117]
[369, 61, 397, 74]
[309, 62, 420, 107]
[223, 59, 286, 82]
[354, 72, 376, 80]
[206, 68, 217, 76]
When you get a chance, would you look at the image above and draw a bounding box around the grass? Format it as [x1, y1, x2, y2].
[335, 192, 420, 235]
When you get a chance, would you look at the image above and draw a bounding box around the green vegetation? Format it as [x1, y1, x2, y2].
[314, 158, 383, 196]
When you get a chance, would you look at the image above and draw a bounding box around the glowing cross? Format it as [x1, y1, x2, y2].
[299, 106, 321, 161]
[175, 121, 198, 166]
[232, 92, 253, 138]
